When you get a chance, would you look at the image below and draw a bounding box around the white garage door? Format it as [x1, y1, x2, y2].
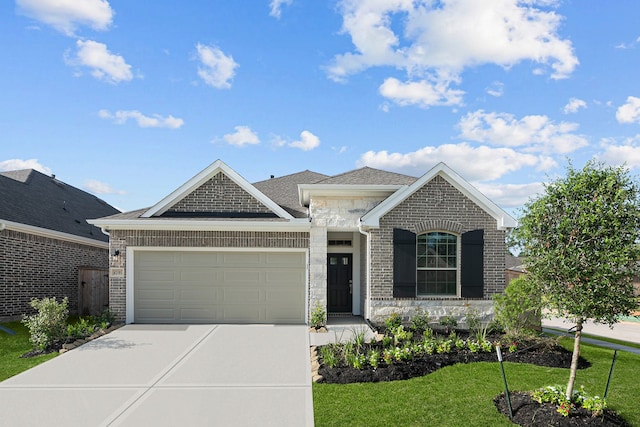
[133, 250, 306, 324]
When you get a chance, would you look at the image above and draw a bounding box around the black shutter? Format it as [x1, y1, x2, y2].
[461, 229, 484, 298]
[393, 228, 416, 298]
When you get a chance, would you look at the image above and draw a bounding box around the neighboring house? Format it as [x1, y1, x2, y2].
[89, 160, 516, 325]
[0, 169, 120, 320]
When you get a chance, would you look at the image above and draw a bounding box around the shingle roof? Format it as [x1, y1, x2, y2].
[0, 169, 120, 242]
[315, 166, 417, 185]
[253, 170, 329, 218]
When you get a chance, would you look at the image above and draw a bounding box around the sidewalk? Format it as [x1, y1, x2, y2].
[542, 316, 640, 355]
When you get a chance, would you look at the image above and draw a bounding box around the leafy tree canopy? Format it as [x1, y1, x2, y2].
[511, 161, 640, 326]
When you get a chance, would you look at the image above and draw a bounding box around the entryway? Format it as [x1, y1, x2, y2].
[327, 253, 352, 313]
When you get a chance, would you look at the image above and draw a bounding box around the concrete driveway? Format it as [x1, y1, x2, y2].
[0, 324, 314, 426]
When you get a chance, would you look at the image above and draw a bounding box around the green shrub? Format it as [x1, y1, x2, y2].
[67, 317, 96, 339]
[22, 297, 69, 350]
[320, 345, 340, 368]
[310, 303, 326, 329]
[439, 315, 458, 334]
[493, 275, 541, 339]
[384, 312, 402, 330]
[409, 308, 430, 333]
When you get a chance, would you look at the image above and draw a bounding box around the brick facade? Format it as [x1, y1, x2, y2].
[368, 175, 507, 323]
[167, 173, 273, 214]
[108, 229, 309, 322]
[0, 229, 108, 320]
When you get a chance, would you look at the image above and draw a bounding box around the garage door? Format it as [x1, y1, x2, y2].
[133, 251, 306, 324]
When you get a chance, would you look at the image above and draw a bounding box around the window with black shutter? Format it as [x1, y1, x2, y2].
[460, 229, 484, 298]
[393, 228, 416, 297]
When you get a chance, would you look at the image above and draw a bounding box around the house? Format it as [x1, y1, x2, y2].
[0, 169, 120, 320]
[89, 160, 516, 325]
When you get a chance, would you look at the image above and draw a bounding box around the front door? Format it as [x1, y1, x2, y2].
[327, 253, 352, 313]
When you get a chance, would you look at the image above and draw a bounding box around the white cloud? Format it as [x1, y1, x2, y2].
[83, 179, 125, 195]
[16, 0, 113, 36]
[290, 130, 320, 151]
[616, 96, 640, 124]
[457, 110, 588, 154]
[379, 77, 464, 107]
[474, 181, 545, 208]
[0, 158, 52, 175]
[222, 126, 260, 147]
[486, 81, 504, 97]
[328, 0, 577, 102]
[598, 135, 640, 168]
[269, 0, 292, 19]
[195, 44, 239, 89]
[67, 40, 133, 84]
[357, 143, 551, 181]
[563, 97, 587, 114]
[98, 110, 184, 129]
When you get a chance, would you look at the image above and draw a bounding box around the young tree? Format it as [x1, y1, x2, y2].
[511, 161, 640, 399]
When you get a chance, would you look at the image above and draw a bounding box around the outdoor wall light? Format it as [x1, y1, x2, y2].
[112, 250, 120, 257]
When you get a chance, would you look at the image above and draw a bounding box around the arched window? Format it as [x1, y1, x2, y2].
[417, 232, 459, 295]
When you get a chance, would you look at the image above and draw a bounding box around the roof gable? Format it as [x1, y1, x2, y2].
[0, 169, 120, 242]
[360, 162, 517, 230]
[253, 170, 329, 218]
[142, 160, 294, 219]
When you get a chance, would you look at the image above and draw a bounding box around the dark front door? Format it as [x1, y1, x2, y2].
[327, 253, 352, 313]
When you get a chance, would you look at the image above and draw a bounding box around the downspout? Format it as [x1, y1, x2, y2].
[358, 222, 372, 320]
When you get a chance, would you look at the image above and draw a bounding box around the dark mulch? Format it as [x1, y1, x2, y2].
[317, 338, 589, 384]
[494, 392, 631, 426]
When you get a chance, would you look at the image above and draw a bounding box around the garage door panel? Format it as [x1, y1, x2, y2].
[266, 306, 305, 322]
[266, 270, 305, 285]
[134, 250, 306, 324]
[222, 288, 262, 303]
[222, 270, 262, 283]
[221, 305, 262, 323]
[265, 252, 306, 267]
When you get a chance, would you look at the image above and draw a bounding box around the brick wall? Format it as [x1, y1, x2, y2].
[0, 229, 108, 320]
[368, 175, 507, 323]
[108, 229, 309, 322]
[167, 172, 273, 214]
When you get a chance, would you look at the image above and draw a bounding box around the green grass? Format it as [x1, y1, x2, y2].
[0, 321, 58, 382]
[313, 338, 640, 426]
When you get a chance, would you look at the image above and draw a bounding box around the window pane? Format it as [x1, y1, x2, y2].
[416, 232, 457, 296]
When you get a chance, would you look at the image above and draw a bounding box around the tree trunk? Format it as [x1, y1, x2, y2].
[566, 319, 583, 400]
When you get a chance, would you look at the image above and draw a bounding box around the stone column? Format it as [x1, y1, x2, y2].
[308, 225, 327, 318]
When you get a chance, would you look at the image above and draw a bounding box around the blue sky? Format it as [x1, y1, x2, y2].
[2, 0, 640, 216]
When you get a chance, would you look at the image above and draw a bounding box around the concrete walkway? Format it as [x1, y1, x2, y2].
[0, 324, 313, 427]
[309, 316, 377, 347]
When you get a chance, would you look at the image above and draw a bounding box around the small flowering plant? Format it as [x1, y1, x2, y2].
[531, 385, 607, 417]
[508, 341, 518, 353]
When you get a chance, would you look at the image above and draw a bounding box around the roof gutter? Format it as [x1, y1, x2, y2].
[87, 218, 312, 233]
[0, 218, 108, 249]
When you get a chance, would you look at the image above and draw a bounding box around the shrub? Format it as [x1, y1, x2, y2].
[409, 309, 430, 333]
[439, 315, 458, 334]
[384, 312, 402, 330]
[320, 345, 340, 368]
[67, 317, 96, 339]
[493, 275, 541, 339]
[310, 303, 327, 329]
[22, 297, 69, 350]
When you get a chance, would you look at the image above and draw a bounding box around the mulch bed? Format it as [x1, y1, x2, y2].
[494, 392, 631, 426]
[317, 337, 589, 384]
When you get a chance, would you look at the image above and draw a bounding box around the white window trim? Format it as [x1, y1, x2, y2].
[416, 231, 461, 298]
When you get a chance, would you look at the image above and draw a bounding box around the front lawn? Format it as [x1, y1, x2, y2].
[0, 322, 58, 382]
[313, 338, 640, 426]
